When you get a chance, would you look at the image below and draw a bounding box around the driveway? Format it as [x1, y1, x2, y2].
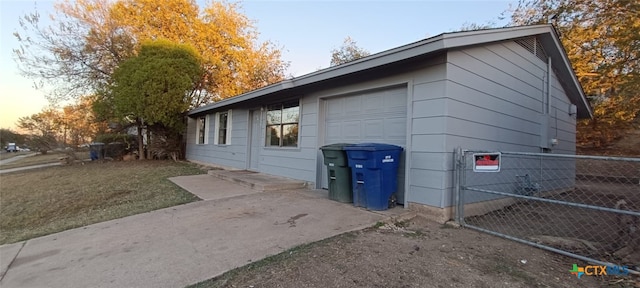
[0, 176, 388, 288]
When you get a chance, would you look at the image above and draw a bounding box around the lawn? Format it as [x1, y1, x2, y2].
[0, 160, 205, 244]
[0, 150, 91, 170]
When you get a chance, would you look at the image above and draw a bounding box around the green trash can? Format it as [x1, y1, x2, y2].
[320, 143, 353, 203]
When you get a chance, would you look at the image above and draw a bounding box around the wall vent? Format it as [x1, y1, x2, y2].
[515, 37, 548, 62]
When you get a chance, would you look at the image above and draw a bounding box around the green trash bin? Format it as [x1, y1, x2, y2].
[320, 143, 353, 203]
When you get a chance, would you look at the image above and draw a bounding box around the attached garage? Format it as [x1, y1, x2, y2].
[322, 86, 408, 204]
[186, 25, 592, 221]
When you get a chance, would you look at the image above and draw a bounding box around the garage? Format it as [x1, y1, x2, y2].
[322, 86, 408, 204]
[188, 25, 590, 220]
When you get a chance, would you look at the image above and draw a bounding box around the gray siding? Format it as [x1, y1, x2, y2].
[445, 41, 576, 152]
[308, 57, 447, 206]
[445, 41, 577, 207]
[408, 63, 449, 207]
[549, 68, 577, 153]
[184, 39, 579, 211]
[186, 110, 248, 169]
[255, 96, 318, 183]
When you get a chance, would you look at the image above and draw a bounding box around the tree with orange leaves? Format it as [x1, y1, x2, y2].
[13, 0, 287, 107]
[510, 0, 640, 149]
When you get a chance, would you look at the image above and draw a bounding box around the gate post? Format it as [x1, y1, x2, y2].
[453, 147, 464, 224]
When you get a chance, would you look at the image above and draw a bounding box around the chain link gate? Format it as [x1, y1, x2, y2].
[453, 147, 640, 274]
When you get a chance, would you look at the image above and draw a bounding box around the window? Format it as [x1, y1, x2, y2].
[266, 100, 299, 147]
[214, 110, 232, 145]
[196, 115, 208, 144]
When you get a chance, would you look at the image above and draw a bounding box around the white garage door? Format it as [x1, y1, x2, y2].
[323, 86, 407, 204]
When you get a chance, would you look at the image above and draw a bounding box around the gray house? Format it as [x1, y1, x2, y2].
[186, 25, 591, 221]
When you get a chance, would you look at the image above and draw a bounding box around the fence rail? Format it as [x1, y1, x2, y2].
[454, 148, 640, 274]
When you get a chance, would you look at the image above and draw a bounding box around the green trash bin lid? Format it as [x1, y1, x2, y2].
[320, 143, 353, 151]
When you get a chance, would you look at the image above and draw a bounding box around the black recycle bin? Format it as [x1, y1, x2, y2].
[344, 143, 403, 210]
[319, 143, 353, 203]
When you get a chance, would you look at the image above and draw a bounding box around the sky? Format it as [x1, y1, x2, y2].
[0, 0, 515, 130]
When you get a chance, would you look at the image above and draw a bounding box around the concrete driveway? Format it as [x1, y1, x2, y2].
[0, 176, 388, 288]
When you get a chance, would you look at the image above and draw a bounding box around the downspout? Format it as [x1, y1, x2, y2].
[547, 57, 552, 115]
[541, 57, 552, 180]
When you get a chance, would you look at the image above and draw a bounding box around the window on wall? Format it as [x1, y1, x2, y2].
[196, 116, 207, 144]
[266, 100, 299, 147]
[214, 110, 232, 145]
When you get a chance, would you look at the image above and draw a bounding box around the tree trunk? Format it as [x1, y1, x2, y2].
[146, 128, 152, 160]
[137, 119, 145, 160]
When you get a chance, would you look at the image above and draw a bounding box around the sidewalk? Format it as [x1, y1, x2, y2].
[0, 153, 37, 166]
[0, 162, 61, 174]
[0, 153, 59, 175]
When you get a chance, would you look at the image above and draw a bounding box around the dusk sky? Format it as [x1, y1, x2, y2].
[0, 0, 515, 129]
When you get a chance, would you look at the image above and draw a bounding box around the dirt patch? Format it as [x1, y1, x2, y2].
[578, 129, 640, 157]
[464, 178, 640, 276]
[576, 158, 640, 179]
[191, 216, 637, 288]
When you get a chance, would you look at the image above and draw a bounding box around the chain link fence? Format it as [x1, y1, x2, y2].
[454, 148, 640, 273]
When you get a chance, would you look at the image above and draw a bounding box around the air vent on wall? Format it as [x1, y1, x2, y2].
[515, 37, 548, 62]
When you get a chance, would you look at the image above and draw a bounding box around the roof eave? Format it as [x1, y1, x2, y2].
[189, 24, 593, 120]
[187, 35, 447, 116]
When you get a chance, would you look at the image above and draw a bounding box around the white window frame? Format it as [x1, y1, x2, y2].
[265, 100, 300, 148]
[196, 115, 209, 145]
[214, 110, 232, 145]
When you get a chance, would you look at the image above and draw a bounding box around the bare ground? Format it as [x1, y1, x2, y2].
[578, 129, 640, 157]
[189, 146, 640, 288]
[191, 216, 638, 288]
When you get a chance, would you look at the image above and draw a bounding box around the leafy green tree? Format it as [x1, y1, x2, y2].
[510, 0, 640, 148]
[110, 0, 287, 105]
[330, 37, 371, 66]
[108, 39, 202, 159]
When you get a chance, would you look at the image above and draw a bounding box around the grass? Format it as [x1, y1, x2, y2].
[0, 160, 205, 244]
[0, 151, 32, 161]
[403, 229, 424, 238]
[0, 151, 90, 170]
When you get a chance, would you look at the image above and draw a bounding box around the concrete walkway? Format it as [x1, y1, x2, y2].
[0, 152, 61, 175]
[0, 176, 392, 288]
[0, 162, 61, 174]
[0, 153, 37, 165]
